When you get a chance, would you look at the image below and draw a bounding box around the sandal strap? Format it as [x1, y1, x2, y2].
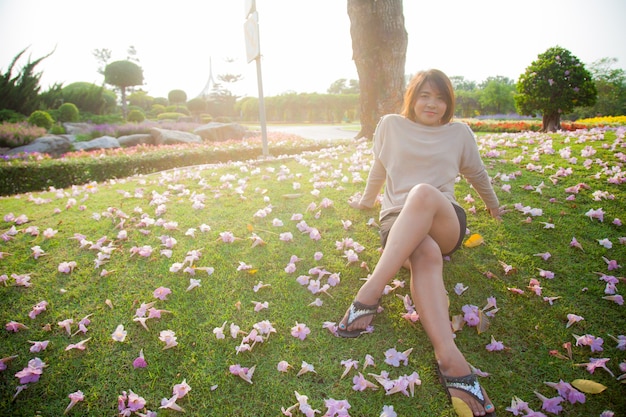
[442, 373, 485, 403]
[345, 299, 380, 326]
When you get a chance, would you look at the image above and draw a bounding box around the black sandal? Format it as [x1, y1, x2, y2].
[436, 365, 496, 416]
[336, 299, 380, 338]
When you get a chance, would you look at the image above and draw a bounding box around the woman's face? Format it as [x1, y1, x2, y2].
[413, 82, 447, 126]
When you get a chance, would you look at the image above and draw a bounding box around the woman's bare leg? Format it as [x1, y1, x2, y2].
[409, 237, 495, 416]
[339, 184, 460, 321]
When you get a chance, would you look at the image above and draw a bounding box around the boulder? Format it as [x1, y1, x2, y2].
[63, 123, 93, 135]
[117, 133, 155, 147]
[72, 136, 120, 151]
[150, 128, 202, 145]
[6, 135, 72, 157]
[194, 122, 246, 142]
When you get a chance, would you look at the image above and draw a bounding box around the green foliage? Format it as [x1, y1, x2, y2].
[157, 112, 188, 121]
[38, 82, 64, 110]
[127, 109, 145, 123]
[104, 60, 144, 89]
[57, 102, 80, 123]
[49, 123, 66, 135]
[574, 57, 626, 118]
[0, 47, 53, 116]
[0, 121, 46, 147]
[128, 90, 154, 110]
[62, 82, 117, 115]
[168, 89, 187, 105]
[515, 46, 597, 131]
[478, 76, 516, 114]
[153, 96, 169, 106]
[27, 110, 54, 130]
[187, 97, 208, 115]
[165, 105, 190, 115]
[0, 109, 26, 123]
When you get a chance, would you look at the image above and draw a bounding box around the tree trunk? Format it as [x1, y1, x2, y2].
[348, 0, 408, 140]
[542, 113, 561, 132]
[120, 86, 128, 120]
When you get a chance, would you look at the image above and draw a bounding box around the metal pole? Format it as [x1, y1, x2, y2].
[256, 56, 269, 156]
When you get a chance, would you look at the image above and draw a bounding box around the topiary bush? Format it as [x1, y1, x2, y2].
[57, 102, 80, 122]
[157, 112, 188, 121]
[127, 109, 145, 123]
[27, 110, 54, 130]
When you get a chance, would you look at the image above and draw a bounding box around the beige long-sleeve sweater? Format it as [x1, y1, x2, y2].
[359, 114, 500, 219]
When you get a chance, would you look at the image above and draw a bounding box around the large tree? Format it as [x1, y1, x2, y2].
[515, 46, 596, 132]
[347, 0, 407, 139]
[104, 60, 144, 119]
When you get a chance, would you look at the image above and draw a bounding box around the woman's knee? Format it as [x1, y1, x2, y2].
[410, 237, 443, 266]
[406, 184, 440, 208]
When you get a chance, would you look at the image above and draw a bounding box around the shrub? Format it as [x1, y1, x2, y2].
[57, 102, 80, 122]
[0, 122, 46, 148]
[0, 109, 26, 123]
[62, 82, 117, 115]
[165, 105, 190, 116]
[157, 112, 188, 121]
[28, 110, 54, 130]
[201, 114, 213, 123]
[127, 109, 145, 123]
[49, 123, 66, 135]
[215, 116, 233, 123]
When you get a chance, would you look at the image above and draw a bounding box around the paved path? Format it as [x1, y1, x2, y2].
[265, 124, 357, 141]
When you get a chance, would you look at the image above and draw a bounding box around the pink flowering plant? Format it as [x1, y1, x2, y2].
[0, 127, 624, 415]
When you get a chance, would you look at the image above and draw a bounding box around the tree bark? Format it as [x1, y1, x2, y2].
[348, 0, 408, 140]
[542, 113, 561, 132]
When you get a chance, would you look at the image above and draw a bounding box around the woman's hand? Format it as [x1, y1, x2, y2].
[348, 193, 366, 210]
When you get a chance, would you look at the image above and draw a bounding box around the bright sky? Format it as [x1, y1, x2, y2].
[1, 0, 625, 100]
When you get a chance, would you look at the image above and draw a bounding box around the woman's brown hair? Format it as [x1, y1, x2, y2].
[400, 69, 455, 125]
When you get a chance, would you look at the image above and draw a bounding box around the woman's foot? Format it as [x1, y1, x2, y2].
[437, 352, 495, 416]
[337, 299, 381, 337]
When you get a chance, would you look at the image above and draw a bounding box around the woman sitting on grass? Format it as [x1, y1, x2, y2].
[338, 69, 500, 416]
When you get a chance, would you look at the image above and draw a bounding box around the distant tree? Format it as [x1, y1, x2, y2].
[0, 47, 54, 116]
[515, 46, 596, 131]
[327, 78, 360, 94]
[168, 89, 187, 105]
[187, 97, 208, 121]
[348, 0, 408, 139]
[450, 76, 477, 91]
[128, 90, 154, 111]
[479, 76, 516, 114]
[92, 48, 112, 77]
[454, 90, 480, 118]
[578, 57, 626, 117]
[126, 45, 140, 63]
[104, 60, 144, 119]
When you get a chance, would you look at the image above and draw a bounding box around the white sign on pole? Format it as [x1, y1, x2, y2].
[244, 12, 260, 64]
[244, 0, 256, 18]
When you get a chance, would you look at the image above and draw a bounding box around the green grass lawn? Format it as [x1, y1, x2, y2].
[0, 128, 624, 416]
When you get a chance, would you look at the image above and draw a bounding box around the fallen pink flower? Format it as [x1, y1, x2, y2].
[296, 361, 316, 376]
[277, 360, 292, 373]
[28, 340, 49, 353]
[229, 364, 256, 383]
[575, 357, 614, 377]
[133, 349, 147, 368]
[65, 337, 91, 351]
[173, 379, 191, 398]
[64, 390, 84, 414]
[153, 286, 172, 300]
[15, 357, 46, 384]
[0, 355, 18, 371]
[111, 324, 127, 342]
[159, 330, 178, 349]
[160, 394, 185, 412]
[6, 321, 28, 333]
[291, 322, 311, 340]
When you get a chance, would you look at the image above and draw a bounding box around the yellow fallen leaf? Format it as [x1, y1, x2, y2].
[451, 397, 474, 417]
[247, 224, 254, 232]
[247, 269, 258, 275]
[451, 315, 465, 332]
[477, 310, 490, 334]
[571, 379, 607, 394]
[464, 233, 484, 248]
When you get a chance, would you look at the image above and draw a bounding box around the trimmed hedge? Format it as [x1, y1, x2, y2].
[0, 143, 327, 196]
